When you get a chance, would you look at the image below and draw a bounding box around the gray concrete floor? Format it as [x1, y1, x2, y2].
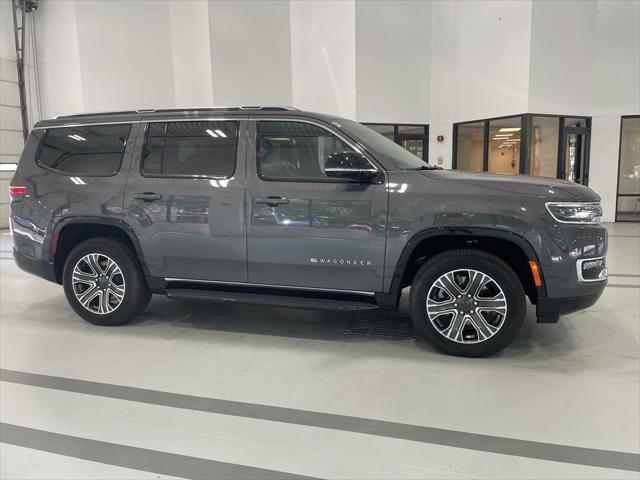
[0, 223, 638, 479]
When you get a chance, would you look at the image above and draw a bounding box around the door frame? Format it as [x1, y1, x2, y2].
[559, 123, 591, 185]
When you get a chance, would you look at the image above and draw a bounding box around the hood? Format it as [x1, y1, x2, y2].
[416, 169, 600, 202]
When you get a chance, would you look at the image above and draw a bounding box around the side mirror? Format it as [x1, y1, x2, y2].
[324, 151, 379, 181]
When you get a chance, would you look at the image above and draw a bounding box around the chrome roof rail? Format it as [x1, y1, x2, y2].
[53, 106, 300, 119]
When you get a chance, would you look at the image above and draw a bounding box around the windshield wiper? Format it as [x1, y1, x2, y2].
[410, 164, 442, 170]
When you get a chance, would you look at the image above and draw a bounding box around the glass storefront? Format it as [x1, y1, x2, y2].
[454, 114, 590, 184]
[488, 117, 522, 174]
[530, 116, 560, 178]
[454, 121, 484, 171]
[616, 116, 640, 222]
[364, 123, 428, 161]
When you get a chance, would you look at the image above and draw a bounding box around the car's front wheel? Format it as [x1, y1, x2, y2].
[63, 238, 151, 326]
[409, 249, 526, 357]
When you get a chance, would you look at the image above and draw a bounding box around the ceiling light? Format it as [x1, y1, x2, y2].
[214, 129, 227, 138]
[205, 129, 218, 138]
[494, 134, 512, 137]
[68, 134, 86, 141]
[499, 127, 521, 132]
[0, 163, 17, 171]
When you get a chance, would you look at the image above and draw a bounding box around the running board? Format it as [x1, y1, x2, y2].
[165, 288, 379, 311]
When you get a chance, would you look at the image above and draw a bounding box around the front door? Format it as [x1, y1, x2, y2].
[560, 129, 590, 184]
[124, 117, 248, 282]
[246, 119, 388, 293]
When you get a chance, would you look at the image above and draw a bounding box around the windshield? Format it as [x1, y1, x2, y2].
[337, 118, 430, 170]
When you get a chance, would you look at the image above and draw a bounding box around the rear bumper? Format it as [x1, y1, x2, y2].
[536, 286, 605, 323]
[13, 250, 57, 283]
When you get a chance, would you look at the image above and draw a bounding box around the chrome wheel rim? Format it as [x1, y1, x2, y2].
[72, 253, 125, 315]
[426, 269, 507, 344]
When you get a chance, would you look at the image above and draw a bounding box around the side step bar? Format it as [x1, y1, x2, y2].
[165, 288, 379, 311]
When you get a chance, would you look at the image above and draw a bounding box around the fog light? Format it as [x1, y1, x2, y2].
[577, 257, 607, 282]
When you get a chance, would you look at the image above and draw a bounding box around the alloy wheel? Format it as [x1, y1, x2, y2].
[71, 253, 126, 315]
[426, 269, 507, 344]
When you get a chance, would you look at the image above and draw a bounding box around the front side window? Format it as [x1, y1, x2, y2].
[37, 124, 131, 175]
[143, 121, 239, 178]
[257, 121, 354, 181]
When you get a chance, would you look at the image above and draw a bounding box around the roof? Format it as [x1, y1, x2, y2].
[52, 106, 300, 120]
[33, 106, 333, 129]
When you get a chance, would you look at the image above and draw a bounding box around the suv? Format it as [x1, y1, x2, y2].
[9, 107, 607, 356]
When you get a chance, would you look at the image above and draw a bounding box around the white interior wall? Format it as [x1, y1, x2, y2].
[588, 0, 640, 222]
[290, 0, 356, 118]
[35, 0, 83, 118]
[354, 0, 430, 124]
[0, 0, 635, 226]
[169, 0, 212, 107]
[1, 0, 22, 227]
[209, 0, 292, 106]
[75, 1, 175, 112]
[428, 0, 532, 168]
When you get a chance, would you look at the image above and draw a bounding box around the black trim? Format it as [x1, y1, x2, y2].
[13, 250, 57, 283]
[164, 281, 378, 311]
[536, 290, 604, 323]
[387, 226, 547, 298]
[51, 217, 150, 279]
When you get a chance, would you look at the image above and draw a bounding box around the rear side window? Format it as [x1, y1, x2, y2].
[37, 124, 131, 176]
[142, 121, 239, 178]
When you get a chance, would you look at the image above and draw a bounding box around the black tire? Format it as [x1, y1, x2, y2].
[409, 249, 526, 357]
[63, 237, 151, 326]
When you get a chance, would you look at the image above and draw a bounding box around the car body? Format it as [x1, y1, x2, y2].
[9, 106, 608, 356]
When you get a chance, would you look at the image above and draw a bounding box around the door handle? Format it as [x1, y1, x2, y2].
[133, 192, 163, 202]
[256, 196, 290, 207]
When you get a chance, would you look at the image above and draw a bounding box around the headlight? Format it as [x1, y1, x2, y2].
[545, 202, 602, 224]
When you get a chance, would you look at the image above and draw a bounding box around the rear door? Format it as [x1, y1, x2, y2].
[245, 118, 388, 293]
[124, 116, 248, 282]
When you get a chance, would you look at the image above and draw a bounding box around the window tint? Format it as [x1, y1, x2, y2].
[143, 121, 238, 178]
[258, 121, 354, 181]
[338, 119, 426, 170]
[37, 124, 131, 175]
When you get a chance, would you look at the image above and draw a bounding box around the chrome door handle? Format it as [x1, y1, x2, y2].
[256, 196, 290, 207]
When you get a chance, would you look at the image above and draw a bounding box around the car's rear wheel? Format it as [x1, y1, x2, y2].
[409, 249, 526, 357]
[63, 238, 151, 326]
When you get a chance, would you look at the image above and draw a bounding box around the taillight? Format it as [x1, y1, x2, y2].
[9, 186, 26, 200]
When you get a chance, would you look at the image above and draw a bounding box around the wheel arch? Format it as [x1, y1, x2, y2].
[388, 227, 546, 306]
[51, 217, 148, 284]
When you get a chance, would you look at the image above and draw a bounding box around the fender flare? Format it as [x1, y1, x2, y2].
[387, 225, 546, 297]
[50, 216, 149, 279]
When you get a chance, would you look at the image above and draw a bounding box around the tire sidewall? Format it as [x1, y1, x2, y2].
[63, 239, 146, 326]
[410, 250, 526, 357]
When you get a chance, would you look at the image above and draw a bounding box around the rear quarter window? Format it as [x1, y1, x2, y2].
[36, 124, 131, 176]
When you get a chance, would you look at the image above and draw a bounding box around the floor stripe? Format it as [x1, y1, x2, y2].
[0, 423, 317, 480]
[607, 284, 640, 289]
[608, 273, 640, 278]
[1, 369, 638, 472]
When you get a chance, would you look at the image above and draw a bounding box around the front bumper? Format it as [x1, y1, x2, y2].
[536, 289, 605, 323]
[527, 214, 608, 323]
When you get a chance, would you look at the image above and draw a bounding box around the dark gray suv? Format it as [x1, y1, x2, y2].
[9, 107, 608, 356]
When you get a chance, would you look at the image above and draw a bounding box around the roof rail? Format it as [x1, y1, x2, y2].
[54, 106, 299, 119]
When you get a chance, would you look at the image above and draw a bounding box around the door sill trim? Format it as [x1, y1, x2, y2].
[163, 278, 375, 296]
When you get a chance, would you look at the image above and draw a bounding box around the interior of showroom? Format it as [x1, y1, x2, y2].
[0, 0, 639, 479]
